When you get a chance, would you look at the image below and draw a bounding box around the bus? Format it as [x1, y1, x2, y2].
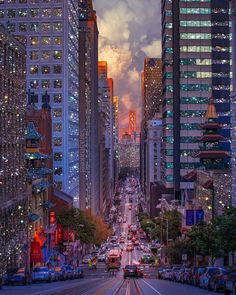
[106, 249, 121, 271]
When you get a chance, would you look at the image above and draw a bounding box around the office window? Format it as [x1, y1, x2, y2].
[53, 22, 63, 32]
[30, 65, 38, 74]
[30, 80, 38, 89]
[54, 94, 62, 103]
[41, 23, 51, 32]
[19, 23, 27, 31]
[42, 8, 51, 17]
[18, 9, 27, 17]
[7, 9, 16, 18]
[53, 50, 62, 59]
[42, 65, 50, 74]
[41, 51, 50, 60]
[30, 23, 39, 32]
[53, 37, 62, 45]
[54, 123, 62, 132]
[42, 80, 50, 89]
[30, 51, 39, 60]
[54, 80, 62, 88]
[30, 9, 39, 17]
[54, 137, 62, 146]
[30, 37, 39, 46]
[53, 108, 62, 117]
[53, 64, 62, 74]
[53, 8, 62, 17]
[41, 37, 51, 45]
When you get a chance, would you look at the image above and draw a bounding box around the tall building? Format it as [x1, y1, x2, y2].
[128, 110, 137, 136]
[141, 58, 162, 201]
[161, 0, 231, 199]
[0, 27, 28, 272]
[98, 61, 114, 212]
[231, 0, 236, 207]
[113, 96, 120, 187]
[0, 0, 80, 203]
[78, 0, 100, 213]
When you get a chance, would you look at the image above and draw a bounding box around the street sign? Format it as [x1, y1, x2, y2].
[186, 210, 194, 226]
[196, 209, 204, 223]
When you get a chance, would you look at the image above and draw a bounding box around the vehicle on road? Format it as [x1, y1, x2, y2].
[192, 267, 205, 287]
[107, 249, 121, 271]
[126, 243, 134, 251]
[208, 268, 229, 292]
[4, 268, 32, 285]
[137, 266, 144, 278]
[98, 252, 107, 262]
[140, 254, 154, 264]
[128, 205, 132, 210]
[75, 267, 84, 279]
[199, 267, 219, 289]
[161, 269, 172, 280]
[82, 254, 92, 264]
[54, 266, 66, 281]
[63, 265, 75, 280]
[123, 265, 139, 279]
[32, 267, 52, 283]
[224, 269, 236, 295]
[134, 240, 140, 246]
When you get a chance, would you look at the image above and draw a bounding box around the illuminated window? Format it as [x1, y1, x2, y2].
[54, 80, 62, 88]
[30, 51, 38, 60]
[30, 37, 39, 46]
[18, 9, 27, 17]
[53, 37, 62, 45]
[30, 0, 39, 3]
[53, 108, 62, 117]
[42, 65, 50, 74]
[41, 37, 51, 45]
[30, 23, 39, 32]
[54, 123, 62, 132]
[30, 80, 38, 89]
[54, 152, 62, 161]
[54, 167, 62, 176]
[54, 137, 62, 146]
[180, 8, 211, 14]
[54, 94, 62, 103]
[41, 23, 51, 32]
[7, 23, 15, 32]
[53, 64, 62, 74]
[53, 50, 62, 59]
[30, 65, 38, 74]
[42, 80, 50, 89]
[19, 23, 27, 31]
[7, 9, 16, 18]
[30, 9, 39, 17]
[53, 8, 62, 17]
[53, 22, 63, 32]
[42, 8, 51, 17]
[180, 33, 211, 40]
[41, 51, 50, 60]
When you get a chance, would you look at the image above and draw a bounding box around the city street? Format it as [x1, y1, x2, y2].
[1, 184, 219, 295]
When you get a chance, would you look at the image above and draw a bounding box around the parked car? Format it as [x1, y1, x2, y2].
[199, 267, 219, 289]
[208, 268, 229, 292]
[162, 269, 172, 280]
[175, 268, 185, 283]
[157, 267, 168, 279]
[170, 267, 184, 282]
[75, 267, 84, 279]
[123, 265, 139, 279]
[181, 268, 191, 284]
[49, 269, 58, 282]
[82, 255, 92, 264]
[193, 267, 206, 287]
[32, 267, 52, 283]
[4, 268, 32, 285]
[224, 269, 236, 295]
[54, 266, 66, 281]
[63, 265, 75, 280]
[126, 243, 134, 252]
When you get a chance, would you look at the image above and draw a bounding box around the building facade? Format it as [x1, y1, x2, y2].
[161, 0, 231, 199]
[78, 0, 100, 213]
[0, 26, 28, 272]
[0, 0, 81, 204]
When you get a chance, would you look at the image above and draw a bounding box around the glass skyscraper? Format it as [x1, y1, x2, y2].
[0, 0, 80, 203]
[161, 0, 231, 199]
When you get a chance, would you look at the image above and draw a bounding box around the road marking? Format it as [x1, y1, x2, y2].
[125, 280, 130, 295]
[141, 279, 163, 295]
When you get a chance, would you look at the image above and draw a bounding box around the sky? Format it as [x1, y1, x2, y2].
[93, 0, 162, 130]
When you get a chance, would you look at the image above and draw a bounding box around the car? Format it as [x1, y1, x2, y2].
[126, 243, 134, 251]
[192, 267, 206, 287]
[123, 218, 127, 223]
[54, 266, 66, 281]
[4, 268, 32, 285]
[224, 269, 236, 295]
[170, 267, 184, 282]
[49, 269, 58, 282]
[162, 269, 172, 280]
[127, 235, 132, 240]
[63, 265, 75, 280]
[32, 267, 52, 283]
[208, 268, 229, 292]
[82, 254, 92, 264]
[180, 268, 191, 284]
[75, 267, 84, 279]
[199, 267, 219, 289]
[134, 240, 140, 246]
[119, 237, 125, 243]
[140, 254, 154, 264]
[175, 268, 185, 283]
[124, 265, 139, 279]
[98, 252, 107, 262]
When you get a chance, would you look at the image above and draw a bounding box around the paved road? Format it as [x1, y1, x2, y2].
[0, 180, 219, 295]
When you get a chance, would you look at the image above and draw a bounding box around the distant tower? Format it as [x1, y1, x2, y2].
[129, 111, 137, 136]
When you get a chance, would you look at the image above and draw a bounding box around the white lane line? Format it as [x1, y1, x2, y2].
[141, 279, 163, 295]
[125, 280, 131, 295]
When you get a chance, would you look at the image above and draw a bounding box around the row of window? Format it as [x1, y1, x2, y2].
[5, 22, 63, 33]
[165, 123, 202, 130]
[30, 79, 62, 89]
[165, 149, 198, 157]
[166, 84, 211, 92]
[166, 163, 196, 169]
[30, 37, 63, 47]
[30, 50, 62, 60]
[165, 71, 212, 79]
[0, 0, 62, 3]
[30, 64, 62, 74]
[0, 8, 62, 18]
[165, 136, 198, 144]
[165, 58, 230, 66]
[165, 110, 206, 117]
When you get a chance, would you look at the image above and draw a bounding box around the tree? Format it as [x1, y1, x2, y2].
[163, 210, 182, 242]
[165, 239, 190, 265]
